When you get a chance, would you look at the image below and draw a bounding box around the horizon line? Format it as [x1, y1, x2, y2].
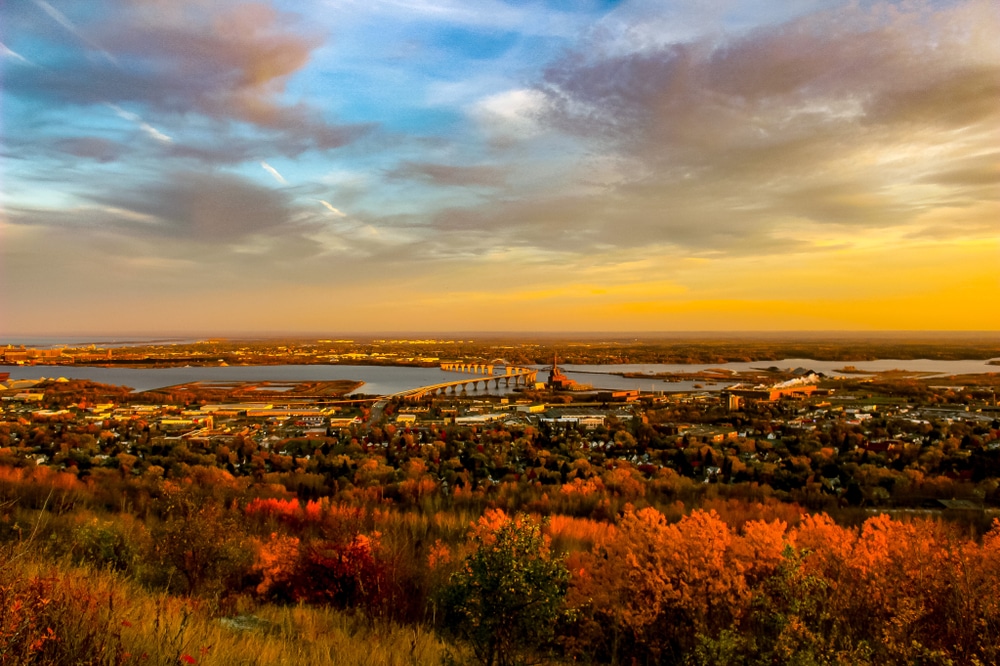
[3, 330, 998, 342]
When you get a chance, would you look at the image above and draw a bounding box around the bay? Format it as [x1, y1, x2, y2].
[556, 358, 1000, 376]
[2, 357, 997, 397]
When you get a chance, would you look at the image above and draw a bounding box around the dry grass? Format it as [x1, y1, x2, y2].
[0, 544, 464, 666]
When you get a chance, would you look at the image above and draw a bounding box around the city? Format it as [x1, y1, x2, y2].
[3, 341, 1000, 516]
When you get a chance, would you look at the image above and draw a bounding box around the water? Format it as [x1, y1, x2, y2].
[1, 337, 207, 349]
[545, 358, 1000, 393]
[0, 364, 512, 395]
[548, 369, 709, 394]
[3, 358, 997, 396]
[554, 358, 1000, 376]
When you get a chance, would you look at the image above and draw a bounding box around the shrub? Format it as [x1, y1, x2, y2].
[440, 510, 569, 666]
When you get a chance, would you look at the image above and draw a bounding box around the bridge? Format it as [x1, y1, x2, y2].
[439, 362, 495, 375]
[388, 363, 538, 401]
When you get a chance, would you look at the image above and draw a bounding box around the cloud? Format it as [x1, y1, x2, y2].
[162, 133, 341, 165]
[4, 173, 293, 243]
[32, 0, 117, 64]
[108, 104, 173, 144]
[6, 0, 371, 157]
[470, 88, 549, 142]
[514, 0, 1000, 251]
[260, 161, 287, 184]
[336, 0, 521, 26]
[86, 171, 297, 242]
[344, 0, 997, 263]
[328, 0, 583, 37]
[52, 137, 125, 163]
[0, 41, 32, 64]
[919, 158, 1000, 189]
[544, 1, 1000, 153]
[318, 200, 346, 216]
[865, 66, 1000, 127]
[387, 161, 506, 187]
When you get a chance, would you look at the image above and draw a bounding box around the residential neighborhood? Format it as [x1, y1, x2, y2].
[3, 363, 999, 513]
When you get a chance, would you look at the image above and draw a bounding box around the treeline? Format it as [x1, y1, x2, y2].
[21, 335, 1000, 369]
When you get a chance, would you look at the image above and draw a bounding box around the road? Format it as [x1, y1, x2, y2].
[367, 399, 388, 425]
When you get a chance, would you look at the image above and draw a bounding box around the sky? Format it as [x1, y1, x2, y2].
[1, 0, 998, 336]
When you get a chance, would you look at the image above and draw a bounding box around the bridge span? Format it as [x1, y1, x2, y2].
[439, 362, 495, 375]
[388, 363, 538, 401]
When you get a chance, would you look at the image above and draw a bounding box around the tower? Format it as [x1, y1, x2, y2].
[547, 354, 575, 390]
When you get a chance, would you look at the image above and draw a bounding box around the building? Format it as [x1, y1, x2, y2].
[547, 355, 578, 391]
[596, 390, 640, 403]
[202, 403, 273, 416]
[724, 376, 820, 403]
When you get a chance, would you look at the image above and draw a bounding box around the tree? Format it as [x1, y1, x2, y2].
[567, 508, 751, 663]
[441, 510, 569, 666]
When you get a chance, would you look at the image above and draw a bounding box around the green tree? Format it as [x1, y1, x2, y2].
[441, 511, 570, 666]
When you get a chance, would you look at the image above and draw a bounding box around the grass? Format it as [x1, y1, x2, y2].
[0, 544, 464, 666]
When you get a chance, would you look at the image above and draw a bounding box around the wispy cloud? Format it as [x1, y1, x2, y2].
[329, 0, 579, 36]
[318, 200, 347, 217]
[108, 104, 173, 144]
[32, 0, 117, 64]
[260, 161, 288, 185]
[0, 41, 32, 65]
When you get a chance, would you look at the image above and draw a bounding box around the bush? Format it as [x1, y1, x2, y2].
[440, 510, 569, 666]
[146, 504, 254, 598]
[71, 517, 143, 574]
